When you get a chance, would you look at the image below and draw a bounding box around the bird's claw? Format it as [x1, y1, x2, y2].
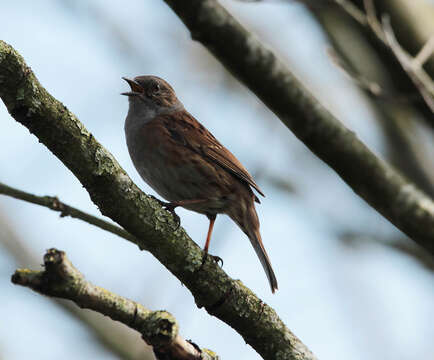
[212, 255, 224, 267]
[201, 252, 224, 268]
[149, 195, 181, 229]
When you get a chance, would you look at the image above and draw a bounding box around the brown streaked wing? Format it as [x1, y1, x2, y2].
[158, 111, 265, 197]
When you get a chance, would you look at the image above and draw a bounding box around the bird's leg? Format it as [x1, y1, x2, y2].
[202, 214, 223, 267]
[204, 214, 216, 254]
[149, 195, 223, 265]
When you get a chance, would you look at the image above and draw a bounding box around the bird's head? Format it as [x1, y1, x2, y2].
[122, 75, 182, 114]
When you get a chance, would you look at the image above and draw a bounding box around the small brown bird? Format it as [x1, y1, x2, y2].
[122, 75, 278, 293]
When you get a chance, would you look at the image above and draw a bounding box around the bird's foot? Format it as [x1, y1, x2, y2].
[201, 252, 224, 268]
[148, 195, 181, 229]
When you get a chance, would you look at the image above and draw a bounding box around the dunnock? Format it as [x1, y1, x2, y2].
[122, 75, 278, 293]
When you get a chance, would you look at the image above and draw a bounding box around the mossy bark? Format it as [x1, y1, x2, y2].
[12, 249, 217, 360]
[162, 0, 434, 253]
[0, 40, 315, 360]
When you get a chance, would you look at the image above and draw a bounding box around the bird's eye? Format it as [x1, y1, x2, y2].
[146, 83, 161, 98]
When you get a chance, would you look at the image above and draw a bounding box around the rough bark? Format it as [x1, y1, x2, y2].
[161, 0, 434, 253]
[12, 249, 218, 360]
[0, 181, 137, 245]
[0, 40, 316, 360]
[311, 4, 434, 197]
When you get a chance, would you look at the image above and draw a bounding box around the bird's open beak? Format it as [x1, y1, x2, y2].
[121, 77, 143, 96]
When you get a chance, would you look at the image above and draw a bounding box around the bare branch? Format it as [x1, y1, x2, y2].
[413, 36, 434, 69]
[0, 40, 316, 360]
[311, 2, 434, 198]
[327, 48, 384, 97]
[327, 47, 423, 106]
[0, 213, 153, 360]
[159, 1, 434, 252]
[363, 0, 386, 43]
[333, 0, 367, 25]
[11, 249, 217, 360]
[0, 181, 138, 246]
[381, 16, 434, 113]
[333, 0, 434, 113]
[241, 0, 434, 116]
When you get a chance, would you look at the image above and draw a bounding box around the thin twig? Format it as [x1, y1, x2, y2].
[334, 0, 367, 26]
[381, 15, 434, 113]
[161, 1, 434, 253]
[12, 248, 218, 360]
[326, 47, 421, 104]
[0, 181, 139, 247]
[0, 40, 312, 360]
[332, 0, 434, 113]
[0, 212, 154, 360]
[327, 47, 383, 97]
[236, 0, 434, 112]
[413, 36, 434, 69]
[363, 0, 386, 43]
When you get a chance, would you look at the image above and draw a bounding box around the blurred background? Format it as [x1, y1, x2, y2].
[1, 0, 433, 359]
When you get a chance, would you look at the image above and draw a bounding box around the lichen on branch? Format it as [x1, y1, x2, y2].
[0, 40, 315, 360]
[162, 0, 434, 253]
[12, 249, 217, 360]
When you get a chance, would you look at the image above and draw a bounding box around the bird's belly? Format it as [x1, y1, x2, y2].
[128, 141, 230, 214]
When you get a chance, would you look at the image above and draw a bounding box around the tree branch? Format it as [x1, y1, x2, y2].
[0, 181, 138, 246]
[241, 0, 434, 113]
[0, 215, 153, 360]
[333, 0, 434, 116]
[369, 0, 434, 77]
[314, 7, 434, 197]
[380, 15, 434, 113]
[160, 0, 434, 253]
[11, 248, 217, 360]
[0, 40, 316, 360]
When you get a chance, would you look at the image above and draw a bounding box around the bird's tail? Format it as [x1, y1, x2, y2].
[229, 203, 278, 293]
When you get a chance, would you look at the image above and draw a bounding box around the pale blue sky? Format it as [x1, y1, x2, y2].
[0, 1, 433, 359]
